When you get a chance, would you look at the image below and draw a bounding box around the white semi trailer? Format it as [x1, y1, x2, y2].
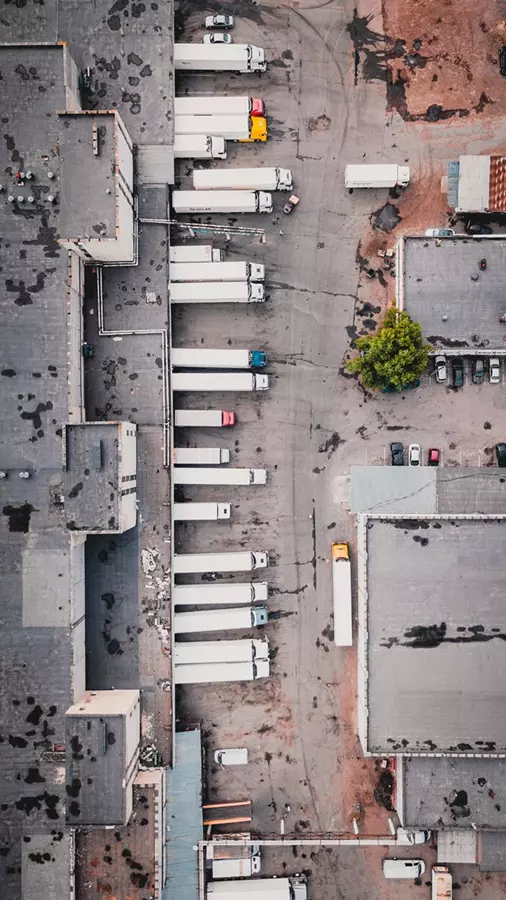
[169, 282, 265, 304]
[331, 542, 352, 647]
[173, 550, 269, 573]
[169, 261, 265, 282]
[174, 639, 269, 665]
[173, 467, 267, 485]
[174, 134, 227, 160]
[171, 349, 267, 369]
[170, 245, 223, 263]
[174, 607, 268, 633]
[193, 167, 293, 192]
[175, 114, 264, 141]
[173, 447, 230, 464]
[206, 877, 308, 899]
[344, 163, 410, 188]
[172, 190, 272, 214]
[171, 373, 269, 392]
[174, 45, 267, 74]
[174, 97, 264, 117]
[174, 658, 270, 684]
[173, 582, 268, 605]
[173, 502, 231, 521]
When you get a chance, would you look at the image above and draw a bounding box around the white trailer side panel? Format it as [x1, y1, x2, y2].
[169, 262, 263, 282]
[169, 282, 252, 302]
[175, 114, 250, 139]
[174, 639, 258, 665]
[174, 608, 256, 633]
[173, 582, 268, 605]
[332, 557, 353, 647]
[207, 879, 291, 895]
[174, 410, 229, 427]
[173, 551, 268, 573]
[172, 373, 268, 392]
[172, 190, 268, 215]
[175, 97, 251, 116]
[173, 503, 231, 521]
[172, 348, 250, 368]
[170, 244, 214, 263]
[173, 467, 267, 485]
[174, 45, 266, 73]
[193, 167, 292, 191]
[174, 134, 227, 159]
[174, 661, 266, 684]
[173, 447, 229, 464]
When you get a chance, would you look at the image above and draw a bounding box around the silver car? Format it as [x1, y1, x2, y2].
[490, 357, 501, 384]
[435, 354, 447, 383]
[203, 32, 232, 43]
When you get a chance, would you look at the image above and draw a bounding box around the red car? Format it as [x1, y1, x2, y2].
[428, 448, 440, 466]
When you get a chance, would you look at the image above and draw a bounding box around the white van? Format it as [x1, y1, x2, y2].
[383, 859, 426, 879]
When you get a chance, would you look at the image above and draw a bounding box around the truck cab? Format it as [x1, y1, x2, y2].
[251, 350, 267, 367]
[241, 116, 267, 142]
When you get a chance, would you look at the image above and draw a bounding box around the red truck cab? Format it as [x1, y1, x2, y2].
[250, 97, 265, 117]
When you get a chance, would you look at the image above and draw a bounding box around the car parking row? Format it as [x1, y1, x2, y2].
[433, 354, 501, 386]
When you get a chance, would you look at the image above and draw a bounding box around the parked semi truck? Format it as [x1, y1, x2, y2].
[207, 876, 307, 899]
[171, 349, 267, 369]
[169, 261, 265, 283]
[172, 190, 273, 214]
[174, 44, 267, 74]
[173, 447, 230, 464]
[174, 134, 227, 160]
[174, 658, 270, 684]
[175, 114, 267, 142]
[208, 838, 261, 879]
[173, 502, 231, 521]
[170, 244, 224, 263]
[171, 373, 269, 392]
[432, 867, 452, 900]
[174, 409, 236, 427]
[173, 467, 267, 485]
[174, 639, 269, 665]
[169, 281, 265, 304]
[332, 542, 352, 647]
[173, 582, 268, 605]
[175, 96, 264, 117]
[173, 550, 269, 574]
[345, 163, 410, 189]
[194, 166, 293, 192]
[174, 607, 268, 634]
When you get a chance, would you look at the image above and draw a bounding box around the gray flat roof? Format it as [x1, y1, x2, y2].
[365, 516, 506, 755]
[22, 833, 72, 900]
[351, 467, 506, 515]
[479, 832, 506, 871]
[58, 113, 117, 239]
[403, 756, 506, 828]
[64, 423, 123, 531]
[65, 710, 127, 825]
[402, 237, 506, 352]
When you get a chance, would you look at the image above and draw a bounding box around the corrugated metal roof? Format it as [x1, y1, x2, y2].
[488, 156, 506, 212]
[437, 829, 477, 863]
[456, 154, 490, 212]
[164, 729, 202, 900]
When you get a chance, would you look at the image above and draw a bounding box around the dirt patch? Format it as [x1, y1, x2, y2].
[306, 114, 332, 133]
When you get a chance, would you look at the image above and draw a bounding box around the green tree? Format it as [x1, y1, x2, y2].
[346, 308, 430, 390]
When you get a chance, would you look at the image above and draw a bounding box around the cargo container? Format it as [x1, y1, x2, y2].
[174, 134, 227, 160]
[170, 244, 224, 263]
[174, 409, 236, 427]
[211, 856, 261, 880]
[345, 164, 410, 189]
[172, 190, 272, 215]
[173, 502, 231, 521]
[172, 349, 267, 369]
[169, 281, 265, 304]
[193, 166, 293, 192]
[173, 550, 269, 574]
[173, 447, 230, 464]
[432, 867, 452, 900]
[173, 467, 267, 485]
[174, 96, 264, 117]
[175, 114, 267, 142]
[174, 607, 268, 633]
[173, 582, 269, 605]
[332, 542, 352, 647]
[174, 638, 269, 665]
[172, 373, 269, 392]
[169, 261, 265, 282]
[174, 44, 267, 74]
[174, 658, 270, 684]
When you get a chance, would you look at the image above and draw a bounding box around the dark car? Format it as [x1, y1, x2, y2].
[452, 358, 464, 387]
[500, 46, 506, 76]
[496, 443, 506, 467]
[465, 222, 493, 235]
[472, 359, 485, 384]
[428, 448, 440, 466]
[390, 442, 404, 466]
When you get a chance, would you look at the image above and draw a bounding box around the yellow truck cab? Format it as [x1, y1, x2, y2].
[240, 116, 267, 142]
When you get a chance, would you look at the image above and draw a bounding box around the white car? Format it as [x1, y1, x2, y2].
[435, 354, 447, 383]
[408, 443, 421, 466]
[490, 357, 501, 384]
[203, 32, 232, 43]
[205, 13, 234, 28]
[424, 228, 455, 237]
[214, 748, 248, 766]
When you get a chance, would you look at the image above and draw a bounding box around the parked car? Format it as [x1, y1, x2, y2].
[428, 448, 440, 466]
[452, 358, 464, 387]
[496, 443, 506, 467]
[465, 222, 493, 235]
[383, 859, 426, 880]
[472, 358, 485, 384]
[205, 13, 234, 28]
[424, 228, 455, 238]
[490, 357, 501, 384]
[408, 443, 421, 466]
[203, 32, 232, 43]
[390, 442, 404, 466]
[500, 46, 506, 76]
[435, 354, 447, 383]
[214, 748, 248, 766]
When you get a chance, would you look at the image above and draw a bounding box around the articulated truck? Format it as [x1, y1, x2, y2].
[173, 550, 269, 574]
[174, 606, 268, 633]
[172, 349, 267, 369]
[174, 638, 269, 665]
[173, 467, 267, 485]
[169, 261, 265, 283]
[171, 373, 269, 392]
[173, 447, 230, 464]
[207, 876, 307, 899]
[175, 96, 265, 117]
[193, 166, 293, 192]
[170, 244, 223, 263]
[175, 114, 267, 142]
[332, 542, 352, 647]
[174, 44, 267, 74]
[173, 502, 231, 521]
[174, 658, 270, 684]
[172, 190, 273, 214]
[173, 582, 268, 605]
[345, 164, 410, 189]
[174, 134, 227, 160]
[174, 409, 236, 427]
[169, 281, 265, 304]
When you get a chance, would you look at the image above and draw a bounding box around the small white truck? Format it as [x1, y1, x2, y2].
[172, 190, 273, 214]
[173, 582, 268, 605]
[169, 245, 223, 263]
[173, 550, 269, 573]
[173, 467, 267, 485]
[174, 134, 227, 160]
[173, 502, 231, 521]
[171, 349, 267, 369]
[174, 44, 267, 74]
[193, 166, 293, 192]
[174, 409, 235, 427]
[169, 282, 265, 304]
[173, 447, 230, 464]
[345, 164, 410, 189]
[171, 373, 269, 392]
[169, 261, 265, 282]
